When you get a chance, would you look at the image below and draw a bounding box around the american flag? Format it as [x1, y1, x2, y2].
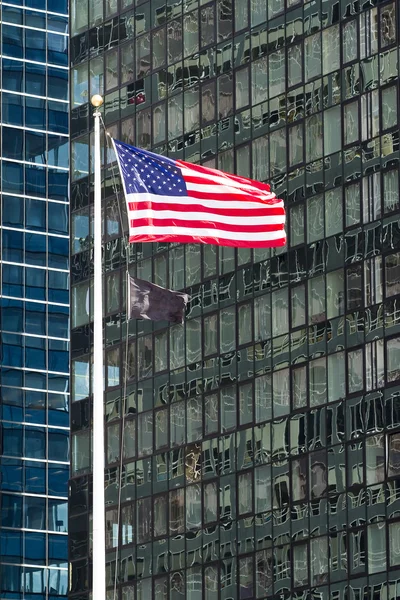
[113, 140, 286, 248]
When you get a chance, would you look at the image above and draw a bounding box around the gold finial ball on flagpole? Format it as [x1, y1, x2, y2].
[91, 94, 103, 108]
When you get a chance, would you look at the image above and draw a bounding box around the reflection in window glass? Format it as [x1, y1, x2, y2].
[305, 33, 321, 82]
[324, 106, 342, 155]
[328, 352, 345, 402]
[309, 357, 327, 406]
[390, 521, 400, 566]
[347, 349, 364, 393]
[383, 169, 399, 214]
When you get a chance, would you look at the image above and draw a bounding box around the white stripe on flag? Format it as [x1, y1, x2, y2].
[128, 225, 285, 242]
[130, 209, 286, 226]
[126, 192, 284, 211]
[179, 167, 269, 193]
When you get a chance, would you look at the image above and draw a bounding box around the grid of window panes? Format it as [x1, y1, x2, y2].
[69, 0, 400, 597]
[0, 0, 69, 597]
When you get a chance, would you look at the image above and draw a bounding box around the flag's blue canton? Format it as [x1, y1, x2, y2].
[115, 141, 187, 197]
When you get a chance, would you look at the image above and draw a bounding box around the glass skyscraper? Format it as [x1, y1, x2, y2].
[69, 0, 400, 598]
[0, 0, 69, 596]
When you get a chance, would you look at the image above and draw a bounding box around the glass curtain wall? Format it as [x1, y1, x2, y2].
[0, 0, 69, 597]
[69, 0, 400, 597]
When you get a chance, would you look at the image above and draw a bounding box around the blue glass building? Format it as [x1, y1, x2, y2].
[0, 0, 69, 597]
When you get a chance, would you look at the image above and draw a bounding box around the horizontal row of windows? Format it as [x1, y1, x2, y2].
[2, 423, 69, 462]
[0, 564, 67, 597]
[2, 127, 68, 169]
[2, 343, 69, 375]
[1, 195, 69, 235]
[1, 388, 69, 427]
[1, 530, 67, 567]
[1, 4, 68, 32]
[2, 264, 68, 303]
[2, 93, 68, 134]
[2, 25, 67, 66]
[0, 229, 68, 269]
[1, 58, 68, 101]
[1, 299, 69, 337]
[3, 0, 68, 15]
[1, 161, 68, 202]
[1, 493, 67, 532]
[0, 457, 68, 496]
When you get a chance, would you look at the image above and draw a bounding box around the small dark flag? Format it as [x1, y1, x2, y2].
[128, 276, 190, 324]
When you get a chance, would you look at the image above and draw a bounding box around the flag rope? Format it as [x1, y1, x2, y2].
[104, 125, 131, 600]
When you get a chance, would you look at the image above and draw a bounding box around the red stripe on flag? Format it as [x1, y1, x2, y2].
[176, 160, 271, 193]
[129, 217, 285, 234]
[128, 201, 285, 217]
[129, 233, 286, 248]
[186, 189, 281, 204]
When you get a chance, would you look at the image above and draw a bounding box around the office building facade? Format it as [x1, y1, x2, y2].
[69, 0, 400, 597]
[0, 0, 69, 596]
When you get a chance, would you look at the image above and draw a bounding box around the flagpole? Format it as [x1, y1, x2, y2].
[91, 94, 106, 600]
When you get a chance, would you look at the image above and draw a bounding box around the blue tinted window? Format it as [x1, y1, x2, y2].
[25, 371, 47, 390]
[2, 333, 23, 367]
[48, 135, 69, 169]
[48, 394, 69, 427]
[25, 532, 46, 563]
[49, 349, 69, 372]
[48, 169, 68, 201]
[2, 24, 23, 58]
[48, 430, 69, 461]
[2, 300, 23, 333]
[3, 230, 23, 262]
[2, 92, 24, 126]
[48, 67, 68, 100]
[48, 236, 68, 269]
[25, 427, 46, 459]
[26, 96, 46, 129]
[2, 126, 23, 160]
[26, 130, 46, 164]
[2, 58, 24, 92]
[48, 534, 68, 565]
[25, 347, 46, 370]
[25, 164, 46, 197]
[25, 62, 46, 96]
[48, 375, 69, 393]
[2, 161, 23, 193]
[25, 28, 46, 61]
[3, 195, 24, 226]
[48, 463, 69, 495]
[1, 564, 22, 591]
[48, 32, 68, 66]
[48, 270, 69, 303]
[25, 302, 46, 335]
[25, 8, 46, 25]
[2, 264, 23, 297]
[0, 530, 22, 561]
[26, 198, 46, 231]
[48, 305, 69, 338]
[2, 6, 23, 24]
[48, 14, 68, 33]
[2, 367, 23, 387]
[48, 0, 68, 14]
[25, 461, 46, 494]
[25, 232, 46, 266]
[3, 423, 23, 457]
[25, 496, 46, 528]
[1, 494, 22, 528]
[48, 101, 68, 134]
[48, 202, 68, 234]
[0, 458, 23, 492]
